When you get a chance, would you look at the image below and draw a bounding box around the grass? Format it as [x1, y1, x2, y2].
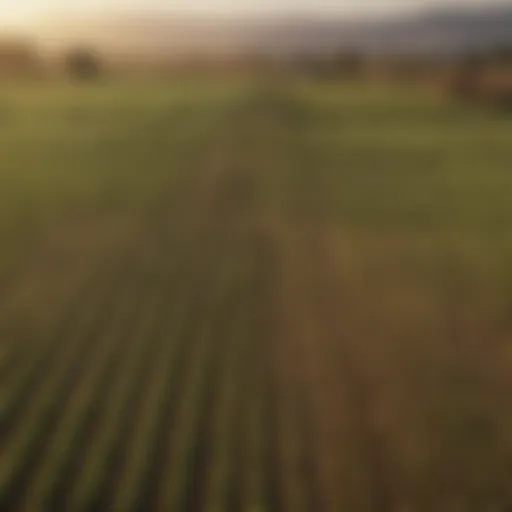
[1, 77, 512, 511]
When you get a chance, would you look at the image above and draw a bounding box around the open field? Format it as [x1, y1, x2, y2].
[1, 79, 512, 511]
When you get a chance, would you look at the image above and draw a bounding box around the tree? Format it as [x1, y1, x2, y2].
[446, 52, 485, 100]
[0, 39, 40, 78]
[333, 49, 363, 78]
[65, 48, 102, 81]
[487, 44, 512, 66]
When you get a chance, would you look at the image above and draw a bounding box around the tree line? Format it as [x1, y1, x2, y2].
[0, 39, 102, 81]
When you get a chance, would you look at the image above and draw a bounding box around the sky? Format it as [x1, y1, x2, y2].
[0, 0, 508, 26]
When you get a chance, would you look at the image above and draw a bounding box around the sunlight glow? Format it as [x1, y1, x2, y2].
[0, 0, 506, 27]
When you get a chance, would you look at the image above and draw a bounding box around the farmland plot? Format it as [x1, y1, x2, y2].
[1, 80, 512, 511]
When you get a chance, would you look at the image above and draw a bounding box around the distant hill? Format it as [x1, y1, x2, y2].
[357, 3, 512, 54]
[29, 3, 512, 60]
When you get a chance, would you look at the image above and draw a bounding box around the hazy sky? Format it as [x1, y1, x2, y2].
[0, 0, 507, 25]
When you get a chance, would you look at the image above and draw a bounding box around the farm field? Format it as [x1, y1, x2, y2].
[1, 78, 512, 511]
